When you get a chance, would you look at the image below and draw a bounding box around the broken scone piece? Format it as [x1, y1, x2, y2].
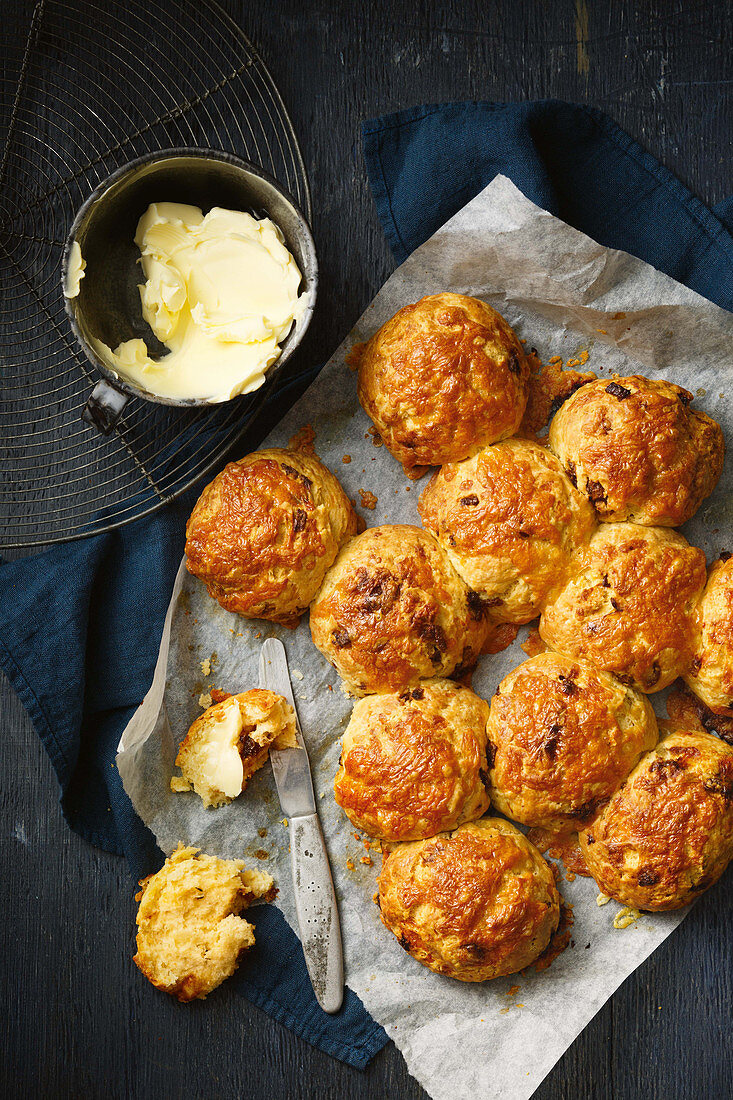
[171, 690, 297, 808]
[134, 844, 275, 1001]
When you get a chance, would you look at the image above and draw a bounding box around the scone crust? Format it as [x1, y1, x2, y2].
[357, 294, 529, 474]
[684, 555, 733, 716]
[310, 525, 489, 695]
[185, 448, 357, 626]
[549, 375, 724, 526]
[419, 439, 596, 623]
[539, 523, 706, 692]
[334, 680, 491, 840]
[377, 819, 560, 981]
[579, 730, 733, 910]
[487, 653, 658, 831]
[134, 844, 274, 1001]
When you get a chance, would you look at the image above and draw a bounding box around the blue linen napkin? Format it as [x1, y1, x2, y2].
[1, 99, 732, 1068]
[364, 101, 733, 310]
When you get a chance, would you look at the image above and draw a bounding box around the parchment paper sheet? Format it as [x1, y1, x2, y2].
[117, 177, 733, 1100]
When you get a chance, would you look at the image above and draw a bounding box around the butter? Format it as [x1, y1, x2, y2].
[201, 696, 245, 800]
[90, 202, 306, 401]
[64, 240, 86, 298]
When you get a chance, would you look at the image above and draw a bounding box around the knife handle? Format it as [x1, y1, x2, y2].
[289, 812, 344, 1014]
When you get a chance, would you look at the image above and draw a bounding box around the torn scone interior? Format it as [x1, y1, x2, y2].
[134, 843, 276, 1002]
[171, 689, 297, 807]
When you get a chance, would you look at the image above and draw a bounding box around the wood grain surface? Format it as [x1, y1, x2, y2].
[2, 1, 732, 1098]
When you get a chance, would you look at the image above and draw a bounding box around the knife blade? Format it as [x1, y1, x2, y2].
[259, 637, 344, 1014]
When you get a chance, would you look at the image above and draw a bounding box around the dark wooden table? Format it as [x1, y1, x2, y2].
[3, 2, 732, 1097]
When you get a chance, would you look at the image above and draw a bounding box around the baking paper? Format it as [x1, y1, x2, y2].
[117, 176, 733, 1100]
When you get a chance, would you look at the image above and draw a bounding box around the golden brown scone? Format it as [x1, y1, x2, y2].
[357, 294, 529, 476]
[185, 448, 357, 626]
[334, 680, 491, 841]
[684, 553, 733, 717]
[309, 525, 490, 695]
[539, 523, 706, 692]
[377, 819, 560, 981]
[579, 729, 733, 910]
[171, 690, 297, 808]
[134, 844, 275, 1001]
[487, 653, 658, 831]
[548, 375, 724, 526]
[419, 439, 596, 623]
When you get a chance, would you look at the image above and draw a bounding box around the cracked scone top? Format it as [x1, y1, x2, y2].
[579, 729, 733, 911]
[486, 652, 658, 832]
[334, 680, 491, 841]
[356, 293, 530, 477]
[309, 524, 490, 695]
[548, 375, 724, 526]
[185, 447, 356, 627]
[539, 523, 706, 692]
[377, 819, 560, 981]
[134, 844, 275, 1001]
[684, 554, 733, 717]
[419, 438, 596, 624]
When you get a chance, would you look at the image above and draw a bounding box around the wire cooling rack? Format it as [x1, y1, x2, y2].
[0, 0, 312, 549]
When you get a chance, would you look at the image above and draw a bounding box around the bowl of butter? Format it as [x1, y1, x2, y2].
[62, 148, 317, 431]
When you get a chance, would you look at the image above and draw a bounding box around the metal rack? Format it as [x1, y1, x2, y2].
[0, 0, 311, 548]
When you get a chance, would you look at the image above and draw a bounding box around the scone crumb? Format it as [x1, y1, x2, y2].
[198, 692, 212, 709]
[291, 668, 304, 681]
[345, 342, 366, 371]
[360, 855, 373, 866]
[566, 349, 590, 368]
[210, 688, 232, 704]
[596, 892, 610, 906]
[507, 984, 520, 996]
[200, 658, 211, 677]
[287, 424, 316, 454]
[346, 859, 356, 871]
[281, 818, 289, 827]
[613, 906, 641, 930]
[359, 489, 378, 510]
[520, 627, 547, 658]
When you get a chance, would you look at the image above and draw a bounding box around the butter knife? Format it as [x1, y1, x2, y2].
[259, 638, 344, 1014]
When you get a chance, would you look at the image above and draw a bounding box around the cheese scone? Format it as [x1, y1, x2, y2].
[419, 438, 596, 623]
[134, 844, 275, 1001]
[539, 523, 706, 692]
[684, 553, 733, 717]
[377, 819, 560, 981]
[334, 680, 491, 841]
[185, 447, 357, 627]
[549, 375, 724, 526]
[487, 652, 658, 831]
[310, 525, 490, 695]
[171, 690, 297, 808]
[580, 730, 733, 910]
[357, 294, 529, 477]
